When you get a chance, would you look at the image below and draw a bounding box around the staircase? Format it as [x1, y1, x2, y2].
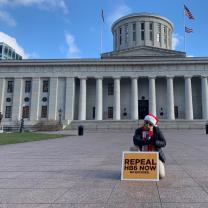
[65, 119, 207, 132]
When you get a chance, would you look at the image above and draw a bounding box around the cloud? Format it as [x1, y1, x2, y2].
[0, 10, 16, 26]
[0, 0, 68, 14]
[0, 31, 28, 58]
[27, 52, 40, 59]
[0, 0, 8, 5]
[65, 32, 81, 58]
[107, 3, 132, 26]
[172, 33, 183, 50]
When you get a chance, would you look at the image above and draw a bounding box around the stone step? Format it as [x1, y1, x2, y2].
[65, 120, 207, 131]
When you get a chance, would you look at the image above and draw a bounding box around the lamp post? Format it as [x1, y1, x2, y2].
[58, 108, 62, 124]
[20, 104, 25, 133]
[0, 112, 3, 133]
[0, 112, 3, 125]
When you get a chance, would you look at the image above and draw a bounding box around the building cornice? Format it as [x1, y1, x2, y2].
[1, 57, 208, 67]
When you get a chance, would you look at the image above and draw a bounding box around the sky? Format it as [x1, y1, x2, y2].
[0, 0, 207, 59]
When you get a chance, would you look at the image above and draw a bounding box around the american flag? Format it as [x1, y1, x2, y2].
[184, 5, 194, 20]
[185, 26, 193, 33]
[101, 9, 104, 23]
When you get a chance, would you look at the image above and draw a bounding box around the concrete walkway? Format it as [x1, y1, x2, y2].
[0, 130, 208, 207]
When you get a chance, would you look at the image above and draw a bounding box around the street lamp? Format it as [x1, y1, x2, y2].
[20, 104, 25, 133]
[58, 108, 62, 124]
[0, 112, 3, 133]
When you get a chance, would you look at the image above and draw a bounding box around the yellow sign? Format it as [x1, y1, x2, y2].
[121, 151, 159, 181]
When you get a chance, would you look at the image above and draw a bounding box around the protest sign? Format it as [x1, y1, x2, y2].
[121, 151, 159, 181]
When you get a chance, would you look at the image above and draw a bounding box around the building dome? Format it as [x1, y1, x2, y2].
[111, 13, 173, 51]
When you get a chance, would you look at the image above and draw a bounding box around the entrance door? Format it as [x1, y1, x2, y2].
[138, 100, 149, 119]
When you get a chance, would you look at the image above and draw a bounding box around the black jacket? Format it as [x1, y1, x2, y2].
[133, 126, 166, 163]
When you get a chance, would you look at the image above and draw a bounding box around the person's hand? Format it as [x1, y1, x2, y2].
[146, 136, 155, 145]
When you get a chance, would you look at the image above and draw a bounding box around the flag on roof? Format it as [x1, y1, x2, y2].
[101, 9, 104, 23]
[185, 26, 193, 33]
[184, 5, 194, 20]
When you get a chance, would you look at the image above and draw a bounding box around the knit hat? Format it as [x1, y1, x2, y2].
[144, 113, 159, 126]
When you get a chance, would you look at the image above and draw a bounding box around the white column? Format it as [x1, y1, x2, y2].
[65, 77, 75, 122]
[0, 78, 5, 113]
[201, 76, 208, 120]
[30, 78, 41, 121]
[48, 77, 58, 120]
[185, 76, 193, 120]
[131, 77, 138, 120]
[166, 76, 175, 120]
[113, 77, 120, 120]
[78, 78, 87, 120]
[12, 78, 23, 121]
[149, 77, 156, 116]
[95, 78, 103, 120]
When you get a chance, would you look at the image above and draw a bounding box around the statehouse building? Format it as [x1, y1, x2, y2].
[0, 13, 208, 130]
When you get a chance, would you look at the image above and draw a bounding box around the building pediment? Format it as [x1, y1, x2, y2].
[101, 46, 186, 59]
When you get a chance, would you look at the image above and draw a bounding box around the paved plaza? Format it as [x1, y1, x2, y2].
[0, 129, 208, 207]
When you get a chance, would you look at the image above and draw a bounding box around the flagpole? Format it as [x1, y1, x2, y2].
[183, 4, 186, 53]
[100, 9, 103, 55]
[101, 18, 103, 54]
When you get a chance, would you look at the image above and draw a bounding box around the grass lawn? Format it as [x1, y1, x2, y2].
[0, 132, 67, 145]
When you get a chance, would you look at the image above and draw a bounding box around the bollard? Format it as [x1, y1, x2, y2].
[78, 125, 84, 136]
[206, 123, 208, 134]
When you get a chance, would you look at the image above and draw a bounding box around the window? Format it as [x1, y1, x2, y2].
[156, 23, 161, 44]
[22, 106, 30, 118]
[7, 81, 13, 93]
[6, 97, 11, 102]
[8, 49, 12, 57]
[119, 27, 122, 45]
[0, 45, 2, 54]
[168, 29, 171, 48]
[141, 22, 145, 41]
[12, 52, 15, 59]
[108, 107, 113, 119]
[42, 97, 47, 102]
[115, 30, 117, 49]
[4, 47, 8, 55]
[164, 26, 167, 47]
[25, 80, 31, 93]
[24, 97, 29, 102]
[41, 106, 48, 118]
[5, 106, 12, 118]
[92, 107, 95, 119]
[125, 24, 128, 44]
[133, 23, 136, 41]
[149, 22, 153, 41]
[43, 80, 49, 92]
[174, 106, 178, 118]
[108, 83, 114, 95]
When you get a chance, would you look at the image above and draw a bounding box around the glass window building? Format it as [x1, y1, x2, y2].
[0, 42, 22, 60]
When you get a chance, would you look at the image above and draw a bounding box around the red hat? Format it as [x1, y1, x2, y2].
[144, 114, 159, 126]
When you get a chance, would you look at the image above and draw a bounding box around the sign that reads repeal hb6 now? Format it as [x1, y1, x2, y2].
[121, 151, 159, 181]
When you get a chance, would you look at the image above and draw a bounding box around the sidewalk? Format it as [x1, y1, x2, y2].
[0, 129, 207, 207]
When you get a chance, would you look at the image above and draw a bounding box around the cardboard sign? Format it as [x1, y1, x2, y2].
[121, 151, 159, 181]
